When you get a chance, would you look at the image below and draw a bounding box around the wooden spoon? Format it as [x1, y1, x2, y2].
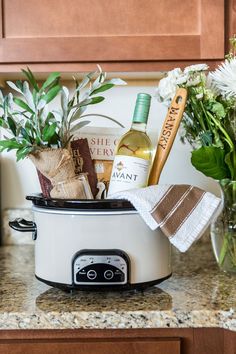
[148, 87, 187, 185]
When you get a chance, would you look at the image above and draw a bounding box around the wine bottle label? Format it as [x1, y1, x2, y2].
[108, 155, 150, 196]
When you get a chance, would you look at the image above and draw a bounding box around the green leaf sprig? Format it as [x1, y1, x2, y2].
[0, 66, 126, 160]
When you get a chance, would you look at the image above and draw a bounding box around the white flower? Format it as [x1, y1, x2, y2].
[184, 64, 209, 74]
[156, 77, 177, 104]
[155, 68, 184, 104]
[205, 75, 219, 97]
[186, 77, 201, 87]
[209, 58, 236, 98]
[176, 74, 188, 85]
[155, 65, 207, 105]
[168, 68, 183, 79]
[196, 93, 203, 100]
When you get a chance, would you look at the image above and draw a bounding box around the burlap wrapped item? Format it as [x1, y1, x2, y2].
[29, 148, 90, 199]
[50, 176, 88, 199]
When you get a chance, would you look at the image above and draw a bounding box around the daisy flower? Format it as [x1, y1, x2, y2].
[184, 64, 209, 73]
[209, 58, 236, 98]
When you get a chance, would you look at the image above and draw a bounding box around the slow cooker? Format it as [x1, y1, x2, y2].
[9, 194, 172, 291]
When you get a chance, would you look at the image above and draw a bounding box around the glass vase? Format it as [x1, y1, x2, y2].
[211, 179, 236, 273]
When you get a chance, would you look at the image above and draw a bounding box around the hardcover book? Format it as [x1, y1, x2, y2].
[75, 127, 125, 160]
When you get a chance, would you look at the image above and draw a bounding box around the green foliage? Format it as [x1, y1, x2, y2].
[13, 97, 34, 114]
[0, 67, 126, 160]
[211, 102, 226, 119]
[191, 146, 230, 180]
[179, 73, 236, 180]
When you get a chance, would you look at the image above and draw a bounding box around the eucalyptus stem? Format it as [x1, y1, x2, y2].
[80, 114, 125, 128]
[34, 110, 44, 145]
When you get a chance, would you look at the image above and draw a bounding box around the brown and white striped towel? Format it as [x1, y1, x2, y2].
[111, 184, 221, 252]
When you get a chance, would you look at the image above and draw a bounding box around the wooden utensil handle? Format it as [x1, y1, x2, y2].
[148, 88, 187, 185]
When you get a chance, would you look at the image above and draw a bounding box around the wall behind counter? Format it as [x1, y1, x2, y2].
[0, 80, 220, 210]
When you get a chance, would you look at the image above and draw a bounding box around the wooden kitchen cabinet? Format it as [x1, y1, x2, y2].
[0, 339, 181, 354]
[0, 328, 235, 354]
[0, 0, 228, 72]
[0, 329, 186, 354]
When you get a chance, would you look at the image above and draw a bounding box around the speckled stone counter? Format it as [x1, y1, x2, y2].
[0, 242, 235, 331]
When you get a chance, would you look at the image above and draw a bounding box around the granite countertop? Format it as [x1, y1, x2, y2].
[0, 241, 236, 330]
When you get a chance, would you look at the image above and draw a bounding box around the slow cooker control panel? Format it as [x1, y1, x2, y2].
[73, 250, 129, 285]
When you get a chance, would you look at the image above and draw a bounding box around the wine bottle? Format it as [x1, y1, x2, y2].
[108, 93, 153, 196]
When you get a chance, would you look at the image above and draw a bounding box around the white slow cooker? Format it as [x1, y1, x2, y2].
[9, 195, 171, 291]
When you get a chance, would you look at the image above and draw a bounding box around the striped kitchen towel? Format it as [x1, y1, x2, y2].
[111, 184, 221, 252]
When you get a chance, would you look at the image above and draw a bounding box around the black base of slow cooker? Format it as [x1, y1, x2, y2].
[35, 274, 172, 292]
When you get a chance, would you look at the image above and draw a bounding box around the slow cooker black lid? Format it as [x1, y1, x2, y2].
[26, 194, 135, 211]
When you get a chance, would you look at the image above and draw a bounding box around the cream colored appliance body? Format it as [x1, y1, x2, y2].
[10, 196, 171, 291]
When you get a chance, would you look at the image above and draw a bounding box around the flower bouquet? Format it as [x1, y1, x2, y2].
[0, 66, 126, 199]
[156, 39, 236, 272]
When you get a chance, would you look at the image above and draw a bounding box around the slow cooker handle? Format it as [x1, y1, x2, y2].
[9, 218, 37, 240]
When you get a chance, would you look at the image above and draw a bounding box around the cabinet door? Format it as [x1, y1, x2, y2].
[0, 0, 224, 66]
[0, 339, 180, 354]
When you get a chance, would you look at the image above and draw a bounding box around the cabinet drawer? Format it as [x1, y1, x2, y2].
[0, 0, 224, 67]
[0, 339, 180, 354]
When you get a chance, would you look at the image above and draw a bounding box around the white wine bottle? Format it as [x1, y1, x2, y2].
[108, 93, 153, 196]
